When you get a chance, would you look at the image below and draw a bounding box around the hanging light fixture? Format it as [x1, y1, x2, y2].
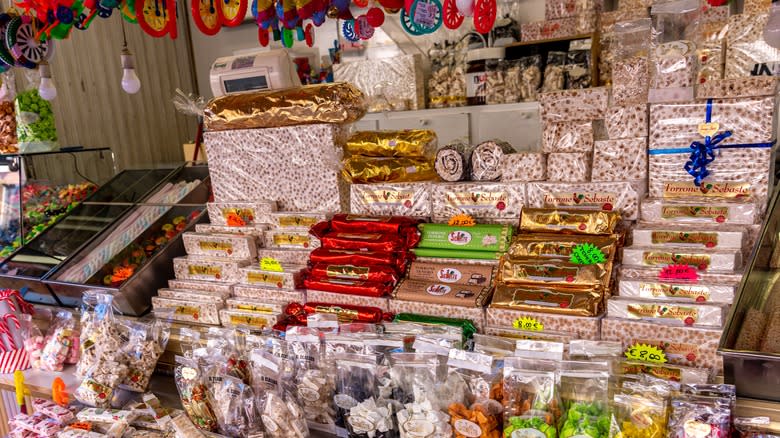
[120, 21, 141, 94]
[38, 61, 57, 101]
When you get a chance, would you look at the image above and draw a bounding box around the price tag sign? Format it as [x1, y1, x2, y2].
[260, 257, 284, 272]
[659, 264, 698, 281]
[569, 243, 606, 265]
[625, 343, 667, 364]
[512, 317, 544, 332]
[448, 214, 476, 227]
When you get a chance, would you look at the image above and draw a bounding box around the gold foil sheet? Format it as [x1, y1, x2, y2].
[508, 234, 618, 260]
[345, 130, 438, 158]
[204, 83, 367, 131]
[490, 283, 604, 316]
[499, 256, 610, 288]
[520, 208, 621, 235]
[342, 156, 438, 183]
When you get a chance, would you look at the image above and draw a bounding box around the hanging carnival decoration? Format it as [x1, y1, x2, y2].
[192, 0, 221, 35]
[137, 0, 177, 38]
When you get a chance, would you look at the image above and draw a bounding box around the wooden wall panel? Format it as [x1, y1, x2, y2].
[37, 12, 198, 171]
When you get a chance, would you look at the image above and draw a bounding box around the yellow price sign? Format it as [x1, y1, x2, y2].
[260, 257, 284, 272]
[448, 214, 476, 227]
[512, 316, 544, 332]
[625, 343, 667, 364]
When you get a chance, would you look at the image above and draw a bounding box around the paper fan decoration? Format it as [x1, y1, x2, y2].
[220, 0, 247, 26]
[192, 0, 222, 35]
[138, 0, 177, 38]
[472, 0, 495, 33]
[442, 0, 462, 29]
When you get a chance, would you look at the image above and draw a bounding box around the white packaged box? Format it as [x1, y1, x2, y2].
[607, 297, 726, 327]
[622, 246, 742, 272]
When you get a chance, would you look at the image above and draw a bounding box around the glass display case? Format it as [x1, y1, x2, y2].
[45, 165, 210, 315]
[0, 148, 116, 262]
[0, 163, 210, 314]
[720, 186, 780, 401]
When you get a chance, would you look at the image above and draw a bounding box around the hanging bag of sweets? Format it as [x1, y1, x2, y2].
[286, 326, 337, 429]
[0, 71, 17, 154]
[334, 352, 395, 437]
[120, 318, 170, 393]
[73, 340, 129, 408]
[76, 292, 122, 379]
[15, 69, 57, 153]
[173, 355, 220, 432]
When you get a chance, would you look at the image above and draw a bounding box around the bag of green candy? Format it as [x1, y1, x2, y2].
[503, 358, 560, 438]
[557, 361, 612, 438]
[15, 69, 57, 153]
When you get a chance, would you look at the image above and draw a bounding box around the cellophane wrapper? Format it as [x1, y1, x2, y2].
[350, 182, 431, 217]
[491, 283, 604, 317]
[695, 76, 778, 99]
[547, 153, 592, 183]
[640, 197, 760, 225]
[344, 129, 437, 158]
[612, 57, 649, 105]
[541, 121, 594, 153]
[693, 20, 727, 85]
[601, 317, 722, 370]
[744, 0, 771, 14]
[621, 246, 742, 272]
[607, 297, 726, 328]
[521, 18, 578, 42]
[182, 232, 257, 259]
[725, 13, 780, 78]
[172, 255, 251, 283]
[430, 182, 526, 221]
[151, 296, 223, 325]
[546, 0, 576, 19]
[526, 181, 640, 220]
[539, 87, 609, 122]
[204, 123, 349, 212]
[500, 153, 547, 182]
[617, 277, 736, 304]
[591, 137, 647, 182]
[650, 40, 697, 89]
[486, 308, 602, 340]
[631, 222, 746, 250]
[604, 104, 648, 139]
[342, 156, 437, 184]
[204, 83, 366, 131]
[333, 54, 424, 112]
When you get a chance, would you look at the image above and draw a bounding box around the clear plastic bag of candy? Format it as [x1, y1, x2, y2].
[212, 375, 259, 437]
[335, 352, 395, 437]
[252, 350, 309, 438]
[38, 310, 78, 371]
[446, 349, 503, 438]
[503, 358, 560, 438]
[74, 341, 129, 408]
[558, 361, 611, 438]
[173, 355, 219, 432]
[121, 317, 170, 392]
[286, 326, 336, 428]
[0, 71, 18, 154]
[76, 292, 122, 379]
[388, 352, 439, 406]
[15, 69, 57, 153]
[612, 391, 668, 438]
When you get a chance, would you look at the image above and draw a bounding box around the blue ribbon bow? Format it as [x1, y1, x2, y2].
[648, 99, 775, 187]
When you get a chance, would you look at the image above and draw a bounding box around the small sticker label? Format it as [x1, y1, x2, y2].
[277, 215, 320, 228]
[181, 367, 197, 380]
[625, 343, 668, 364]
[404, 419, 436, 437]
[246, 271, 285, 287]
[662, 181, 751, 199]
[454, 419, 483, 438]
[569, 243, 606, 265]
[272, 233, 312, 248]
[298, 387, 320, 402]
[651, 231, 719, 247]
[199, 241, 233, 253]
[626, 304, 700, 326]
[642, 252, 711, 270]
[639, 283, 711, 302]
[448, 214, 476, 227]
[698, 122, 720, 137]
[445, 191, 508, 209]
[659, 264, 699, 281]
[437, 267, 463, 283]
[235, 304, 275, 313]
[260, 257, 284, 272]
[426, 284, 452, 296]
[222, 207, 255, 222]
[448, 230, 472, 245]
[512, 316, 544, 332]
[334, 394, 359, 410]
[175, 306, 200, 320]
[543, 192, 617, 211]
[660, 206, 729, 222]
[361, 189, 417, 208]
[229, 314, 269, 328]
[188, 265, 221, 279]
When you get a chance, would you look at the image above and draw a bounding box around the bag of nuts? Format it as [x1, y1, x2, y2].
[0, 71, 17, 154]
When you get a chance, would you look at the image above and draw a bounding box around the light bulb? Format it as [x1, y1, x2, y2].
[121, 50, 141, 94]
[764, 3, 780, 49]
[38, 63, 56, 101]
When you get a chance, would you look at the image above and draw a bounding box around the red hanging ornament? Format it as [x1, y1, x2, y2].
[258, 26, 270, 45]
[472, 0, 494, 33]
[366, 6, 383, 26]
[442, 0, 462, 29]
